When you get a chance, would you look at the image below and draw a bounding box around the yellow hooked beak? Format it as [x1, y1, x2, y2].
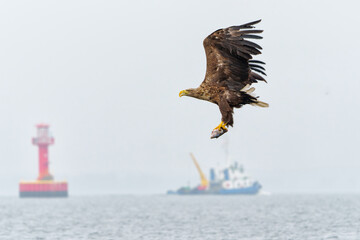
[179, 90, 188, 97]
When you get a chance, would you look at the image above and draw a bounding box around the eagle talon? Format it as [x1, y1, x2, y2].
[214, 121, 228, 131]
[211, 121, 228, 139]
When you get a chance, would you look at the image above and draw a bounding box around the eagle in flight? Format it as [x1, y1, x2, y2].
[179, 20, 268, 139]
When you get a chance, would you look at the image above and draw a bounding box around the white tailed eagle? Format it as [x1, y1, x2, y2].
[179, 20, 268, 138]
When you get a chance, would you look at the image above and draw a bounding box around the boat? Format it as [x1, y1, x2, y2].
[167, 153, 261, 195]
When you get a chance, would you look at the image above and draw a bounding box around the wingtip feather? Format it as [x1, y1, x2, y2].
[241, 19, 262, 27]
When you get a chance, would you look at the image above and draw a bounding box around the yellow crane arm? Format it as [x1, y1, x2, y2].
[190, 153, 209, 187]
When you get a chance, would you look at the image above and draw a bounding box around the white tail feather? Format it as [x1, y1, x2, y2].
[246, 87, 255, 94]
[251, 100, 269, 108]
[242, 86, 257, 97]
[241, 85, 267, 107]
[241, 84, 251, 91]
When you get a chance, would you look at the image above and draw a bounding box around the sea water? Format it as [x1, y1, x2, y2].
[0, 194, 359, 240]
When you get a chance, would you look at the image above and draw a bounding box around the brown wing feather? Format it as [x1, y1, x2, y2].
[201, 20, 266, 90]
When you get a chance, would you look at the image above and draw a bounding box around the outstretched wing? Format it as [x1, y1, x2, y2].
[201, 20, 266, 91]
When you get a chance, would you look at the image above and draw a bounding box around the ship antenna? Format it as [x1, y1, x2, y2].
[223, 135, 230, 166]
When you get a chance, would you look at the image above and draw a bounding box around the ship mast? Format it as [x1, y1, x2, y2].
[223, 136, 231, 166]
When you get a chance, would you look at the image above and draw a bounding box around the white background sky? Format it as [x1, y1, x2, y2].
[0, 0, 359, 195]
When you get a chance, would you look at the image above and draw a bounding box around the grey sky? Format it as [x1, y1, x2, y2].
[0, 0, 359, 195]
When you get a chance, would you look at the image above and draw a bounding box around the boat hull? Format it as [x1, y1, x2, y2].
[168, 182, 261, 195]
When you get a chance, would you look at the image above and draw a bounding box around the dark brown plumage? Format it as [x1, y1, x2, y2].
[179, 20, 268, 138]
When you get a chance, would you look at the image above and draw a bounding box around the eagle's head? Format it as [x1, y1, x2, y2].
[179, 88, 197, 98]
[179, 89, 189, 97]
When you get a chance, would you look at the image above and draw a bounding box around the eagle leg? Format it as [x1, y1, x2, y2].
[211, 96, 233, 139]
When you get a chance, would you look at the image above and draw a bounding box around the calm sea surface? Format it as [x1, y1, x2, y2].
[0, 194, 359, 240]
